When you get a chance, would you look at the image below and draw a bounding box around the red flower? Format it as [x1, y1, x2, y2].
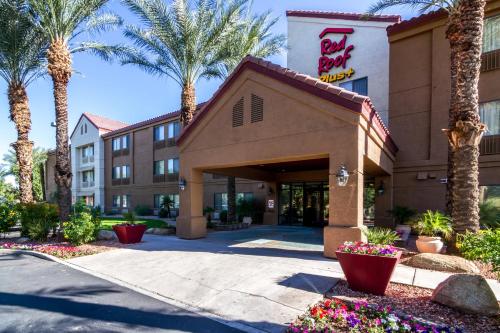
[324, 299, 332, 308]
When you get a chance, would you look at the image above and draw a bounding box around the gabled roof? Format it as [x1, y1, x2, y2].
[101, 103, 205, 139]
[177, 56, 398, 155]
[71, 113, 128, 138]
[286, 10, 400, 23]
[386, 9, 447, 36]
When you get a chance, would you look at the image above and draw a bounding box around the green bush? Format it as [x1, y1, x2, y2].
[413, 210, 452, 239]
[123, 212, 136, 223]
[134, 205, 153, 216]
[0, 203, 19, 234]
[64, 211, 95, 245]
[363, 227, 401, 245]
[19, 203, 59, 241]
[237, 198, 254, 222]
[479, 201, 500, 229]
[388, 205, 416, 225]
[458, 229, 500, 273]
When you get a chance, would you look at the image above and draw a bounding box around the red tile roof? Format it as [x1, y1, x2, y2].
[83, 113, 129, 132]
[286, 10, 401, 23]
[386, 9, 447, 36]
[177, 55, 398, 155]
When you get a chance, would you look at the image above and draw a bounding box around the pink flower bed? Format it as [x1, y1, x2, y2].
[288, 298, 462, 333]
[0, 242, 97, 259]
[337, 241, 399, 257]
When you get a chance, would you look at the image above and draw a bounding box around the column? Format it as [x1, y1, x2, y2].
[263, 181, 278, 225]
[176, 167, 207, 239]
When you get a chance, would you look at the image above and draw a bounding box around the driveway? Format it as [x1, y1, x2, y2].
[0, 252, 245, 333]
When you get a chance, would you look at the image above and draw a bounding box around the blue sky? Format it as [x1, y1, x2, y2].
[0, 0, 418, 161]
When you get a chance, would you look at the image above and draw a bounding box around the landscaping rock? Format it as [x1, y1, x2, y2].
[145, 228, 175, 236]
[97, 230, 116, 241]
[431, 274, 499, 316]
[16, 237, 30, 243]
[405, 253, 479, 273]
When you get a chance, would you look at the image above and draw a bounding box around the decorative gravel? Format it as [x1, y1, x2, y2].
[328, 280, 500, 333]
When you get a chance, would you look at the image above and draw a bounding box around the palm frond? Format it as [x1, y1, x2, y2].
[367, 0, 455, 15]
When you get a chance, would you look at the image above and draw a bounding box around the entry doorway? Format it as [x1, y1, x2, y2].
[278, 182, 329, 227]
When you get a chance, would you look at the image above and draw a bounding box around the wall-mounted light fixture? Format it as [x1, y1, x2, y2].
[178, 177, 186, 191]
[335, 164, 349, 187]
[377, 181, 385, 196]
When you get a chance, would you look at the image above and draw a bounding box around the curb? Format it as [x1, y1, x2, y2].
[0, 249, 269, 333]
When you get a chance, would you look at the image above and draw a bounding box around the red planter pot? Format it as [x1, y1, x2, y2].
[112, 224, 147, 244]
[336, 251, 401, 296]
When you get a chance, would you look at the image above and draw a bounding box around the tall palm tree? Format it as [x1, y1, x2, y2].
[369, 0, 487, 243]
[28, 0, 122, 222]
[119, 0, 249, 127]
[0, 0, 47, 204]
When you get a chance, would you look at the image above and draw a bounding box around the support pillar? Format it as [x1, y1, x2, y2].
[176, 168, 207, 239]
[263, 182, 278, 225]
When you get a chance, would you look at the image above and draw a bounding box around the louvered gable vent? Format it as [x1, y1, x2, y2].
[232, 97, 244, 127]
[251, 94, 263, 123]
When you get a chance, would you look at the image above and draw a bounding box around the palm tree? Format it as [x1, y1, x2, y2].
[0, 0, 47, 204]
[28, 0, 122, 222]
[369, 0, 487, 244]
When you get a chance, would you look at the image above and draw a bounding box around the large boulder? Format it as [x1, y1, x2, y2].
[97, 230, 116, 241]
[405, 253, 479, 273]
[431, 274, 499, 316]
[145, 228, 175, 235]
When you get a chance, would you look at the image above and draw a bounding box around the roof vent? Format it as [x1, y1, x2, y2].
[251, 94, 263, 123]
[232, 98, 244, 127]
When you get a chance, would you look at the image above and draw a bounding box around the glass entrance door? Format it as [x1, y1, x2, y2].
[279, 182, 328, 227]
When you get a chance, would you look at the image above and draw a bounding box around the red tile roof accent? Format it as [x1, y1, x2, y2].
[177, 56, 398, 155]
[386, 9, 447, 36]
[286, 10, 401, 23]
[70, 113, 128, 138]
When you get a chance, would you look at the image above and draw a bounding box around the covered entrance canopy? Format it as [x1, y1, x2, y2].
[176, 56, 397, 258]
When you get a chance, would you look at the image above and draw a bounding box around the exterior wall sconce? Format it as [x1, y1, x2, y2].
[377, 181, 385, 196]
[335, 165, 349, 187]
[178, 177, 186, 191]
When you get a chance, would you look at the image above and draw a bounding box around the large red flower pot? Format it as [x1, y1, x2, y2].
[336, 251, 401, 295]
[112, 224, 147, 244]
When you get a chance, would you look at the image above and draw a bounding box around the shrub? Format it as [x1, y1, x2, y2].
[236, 198, 254, 222]
[19, 203, 59, 241]
[387, 205, 416, 225]
[203, 206, 214, 222]
[219, 210, 228, 223]
[479, 201, 500, 229]
[363, 227, 400, 245]
[0, 203, 19, 234]
[123, 212, 136, 223]
[458, 229, 500, 273]
[158, 208, 169, 218]
[134, 205, 153, 216]
[412, 210, 452, 239]
[64, 212, 95, 245]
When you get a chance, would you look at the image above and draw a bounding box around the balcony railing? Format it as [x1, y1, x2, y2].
[81, 156, 94, 164]
[167, 137, 176, 147]
[154, 140, 166, 150]
[112, 148, 130, 157]
[153, 174, 165, 183]
[481, 49, 500, 72]
[166, 173, 179, 182]
[81, 181, 95, 188]
[153, 173, 178, 183]
[480, 134, 500, 155]
[111, 178, 130, 186]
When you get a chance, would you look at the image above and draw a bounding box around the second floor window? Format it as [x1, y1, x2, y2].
[113, 165, 130, 179]
[167, 121, 180, 139]
[154, 160, 165, 175]
[112, 135, 129, 151]
[82, 170, 94, 182]
[480, 100, 500, 136]
[483, 15, 500, 53]
[154, 125, 165, 141]
[167, 158, 179, 174]
[340, 77, 368, 96]
[81, 145, 94, 158]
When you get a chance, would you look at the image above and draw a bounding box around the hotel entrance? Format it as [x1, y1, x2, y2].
[278, 182, 329, 227]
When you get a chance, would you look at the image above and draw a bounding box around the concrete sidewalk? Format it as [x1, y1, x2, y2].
[68, 234, 500, 333]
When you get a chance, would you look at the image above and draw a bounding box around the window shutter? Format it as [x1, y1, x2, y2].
[232, 98, 244, 127]
[251, 94, 263, 123]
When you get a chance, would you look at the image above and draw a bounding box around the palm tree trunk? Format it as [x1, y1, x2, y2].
[8, 82, 33, 204]
[444, 0, 487, 246]
[180, 83, 196, 127]
[227, 176, 236, 224]
[47, 39, 73, 224]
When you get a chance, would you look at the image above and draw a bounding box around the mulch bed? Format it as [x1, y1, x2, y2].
[327, 280, 500, 333]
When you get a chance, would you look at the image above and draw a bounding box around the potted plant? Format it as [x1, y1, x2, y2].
[413, 210, 452, 253]
[112, 212, 147, 244]
[336, 241, 401, 295]
[388, 205, 416, 241]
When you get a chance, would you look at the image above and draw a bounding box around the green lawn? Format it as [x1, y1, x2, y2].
[100, 217, 170, 230]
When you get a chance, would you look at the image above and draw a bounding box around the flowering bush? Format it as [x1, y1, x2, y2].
[0, 242, 96, 259]
[288, 298, 462, 333]
[337, 241, 400, 257]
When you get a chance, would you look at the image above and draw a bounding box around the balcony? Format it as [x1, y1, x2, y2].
[167, 137, 177, 147]
[81, 181, 95, 188]
[480, 134, 500, 155]
[481, 49, 500, 72]
[153, 174, 165, 183]
[154, 140, 166, 150]
[112, 178, 130, 186]
[153, 173, 178, 183]
[112, 148, 130, 157]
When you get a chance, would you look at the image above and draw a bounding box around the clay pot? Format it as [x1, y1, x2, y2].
[416, 236, 444, 253]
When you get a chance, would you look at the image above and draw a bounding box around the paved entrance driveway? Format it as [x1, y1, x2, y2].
[69, 226, 336, 333]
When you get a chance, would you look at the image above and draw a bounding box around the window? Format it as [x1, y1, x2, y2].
[480, 100, 500, 136]
[112, 166, 121, 179]
[237, 192, 253, 202]
[121, 165, 130, 179]
[167, 121, 180, 139]
[112, 135, 129, 151]
[122, 135, 129, 149]
[112, 138, 121, 151]
[122, 195, 130, 208]
[112, 195, 121, 208]
[154, 194, 165, 209]
[154, 194, 180, 209]
[483, 15, 500, 53]
[340, 77, 368, 96]
[167, 158, 179, 174]
[84, 124, 87, 133]
[81, 145, 94, 158]
[169, 194, 180, 209]
[82, 170, 94, 182]
[154, 125, 165, 141]
[154, 160, 165, 175]
[214, 193, 228, 211]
